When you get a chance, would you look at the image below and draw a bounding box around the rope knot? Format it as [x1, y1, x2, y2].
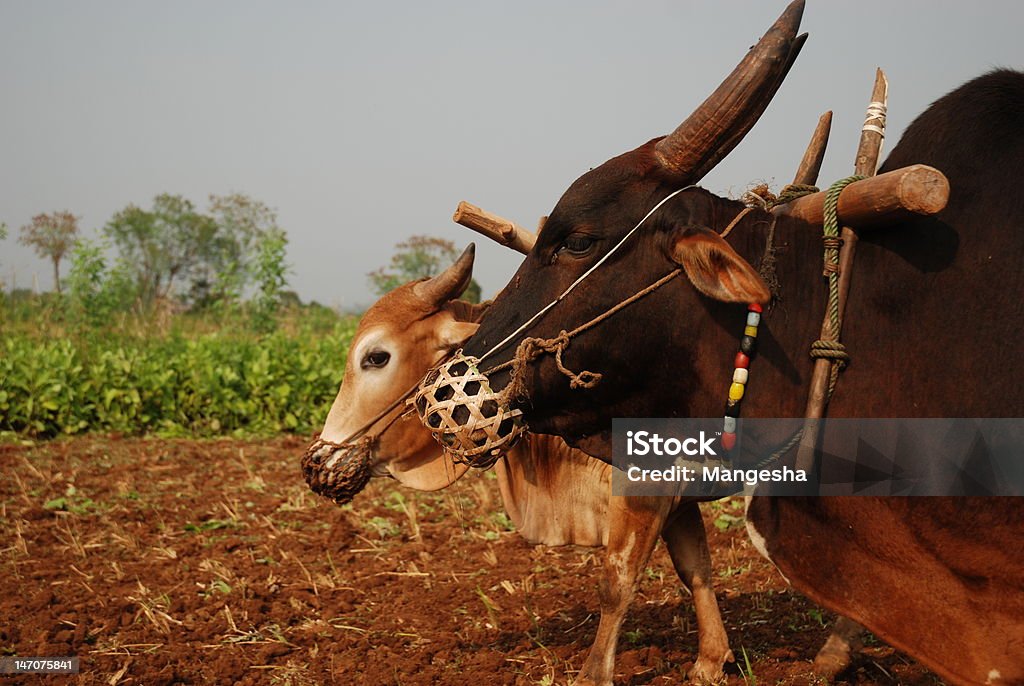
[809, 339, 850, 370]
[504, 330, 602, 400]
[810, 338, 850, 398]
[772, 183, 820, 207]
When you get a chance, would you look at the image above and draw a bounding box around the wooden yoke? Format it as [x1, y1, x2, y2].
[774, 164, 949, 228]
[453, 201, 536, 254]
[454, 169, 949, 260]
[793, 68, 890, 476]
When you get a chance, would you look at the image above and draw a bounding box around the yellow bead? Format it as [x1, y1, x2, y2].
[744, 325, 758, 337]
[729, 382, 745, 401]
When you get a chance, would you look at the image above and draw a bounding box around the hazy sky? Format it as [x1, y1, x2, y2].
[2, 1, 1021, 310]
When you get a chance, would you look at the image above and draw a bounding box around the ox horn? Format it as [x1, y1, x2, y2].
[654, 0, 807, 181]
[413, 243, 476, 306]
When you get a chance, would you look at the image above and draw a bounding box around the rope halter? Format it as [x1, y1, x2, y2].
[412, 186, 700, 466]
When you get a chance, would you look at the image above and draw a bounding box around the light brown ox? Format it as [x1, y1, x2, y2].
[315, 245, 734, 685]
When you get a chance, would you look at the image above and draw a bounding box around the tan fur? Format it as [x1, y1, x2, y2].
[319, 275, 733, 685]
[673, 227, 771, 304]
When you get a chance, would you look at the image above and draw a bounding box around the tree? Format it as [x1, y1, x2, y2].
[369, 235, 481, 303]
[249, 228, 290, 332]
[18, 211, 79, 294]
[104, 192, 286, 309]
[197, 193, 281, 306]
[65, 238, 138, 326]
[104, 194, 218, 306]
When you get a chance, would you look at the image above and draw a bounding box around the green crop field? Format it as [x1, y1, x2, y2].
[0, 304, 357, 439]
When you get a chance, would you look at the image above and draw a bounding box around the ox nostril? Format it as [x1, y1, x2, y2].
[427, 412, 442, 428]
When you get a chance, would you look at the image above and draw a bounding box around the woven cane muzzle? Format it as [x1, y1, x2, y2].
[412, 350, 525, 466]
[302, 436, 375, 505]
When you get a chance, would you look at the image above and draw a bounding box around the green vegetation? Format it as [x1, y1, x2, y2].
[0, 308, 356, 438]
[0, 191, 367, 440]
[0, 196, 484, 442]
[102, 193, 285, 311]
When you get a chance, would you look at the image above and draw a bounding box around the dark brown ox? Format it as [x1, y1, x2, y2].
[445, 2, 1024, 683]
[309, 248, 735, 685]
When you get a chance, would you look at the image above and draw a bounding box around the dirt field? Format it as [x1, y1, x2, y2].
[0, 436, 942, 685]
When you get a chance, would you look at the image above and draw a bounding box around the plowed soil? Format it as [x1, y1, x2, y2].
[0, 437, 940, 685]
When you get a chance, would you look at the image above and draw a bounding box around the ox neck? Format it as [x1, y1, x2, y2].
[690, 202, 829, 423]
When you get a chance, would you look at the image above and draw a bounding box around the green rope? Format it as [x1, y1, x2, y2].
[705, 177, 864, 484]
[771, 183, 820, 208]
[812, 175, 864, 398]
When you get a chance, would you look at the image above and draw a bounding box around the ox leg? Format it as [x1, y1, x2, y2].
[574, 496, 669, 686]
[661, 501, 733, 683]
[812, 616, 863, 678]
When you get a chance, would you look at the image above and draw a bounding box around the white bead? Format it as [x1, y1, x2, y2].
[723, 416, 737, 433]
[747, 312, 761, 327]
[733, 368, 749, 384]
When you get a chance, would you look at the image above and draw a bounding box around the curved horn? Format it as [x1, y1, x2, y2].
[413, 243, 476, 306]
[654, 0, 807, 181]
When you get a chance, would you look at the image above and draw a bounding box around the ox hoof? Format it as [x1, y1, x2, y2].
[687, 649, 732, 684]
[812, 628, 859, 679]
[812, 650, 852, 680]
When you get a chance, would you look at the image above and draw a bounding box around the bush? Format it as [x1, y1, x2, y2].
[0, 319, 356, 438]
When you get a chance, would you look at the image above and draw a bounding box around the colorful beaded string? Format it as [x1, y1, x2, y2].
[722, 302, 762, 451]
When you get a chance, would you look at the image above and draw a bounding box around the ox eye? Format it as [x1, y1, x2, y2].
[361, 350, 391, 369]
[558, 235, 595, 256]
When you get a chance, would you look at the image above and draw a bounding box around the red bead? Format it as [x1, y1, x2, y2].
[721, 432, 737, 451]
[748, 302, 763, 313]
[734, 352, 750, 369]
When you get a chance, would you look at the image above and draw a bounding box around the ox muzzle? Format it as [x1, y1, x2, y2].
[301, 436, 376, 505]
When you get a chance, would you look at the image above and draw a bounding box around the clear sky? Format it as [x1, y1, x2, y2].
[2, 1, 1021, 310]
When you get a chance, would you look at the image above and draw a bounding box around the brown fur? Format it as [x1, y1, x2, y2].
[460, 71, 1024, 685]
[318, 276, 733, 686]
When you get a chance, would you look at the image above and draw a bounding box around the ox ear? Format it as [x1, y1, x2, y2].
[437, 319, 480, 352]
[672, 227, 771, 304]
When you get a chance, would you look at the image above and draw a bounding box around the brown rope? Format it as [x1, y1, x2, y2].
[728, 184, 821, 306]
[719, 206, 753, 239]
[502, 332, 602, 402]
[493, 181, 824, 405]
[324, 377, 423, 451]
[491, 269, 683, 400]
